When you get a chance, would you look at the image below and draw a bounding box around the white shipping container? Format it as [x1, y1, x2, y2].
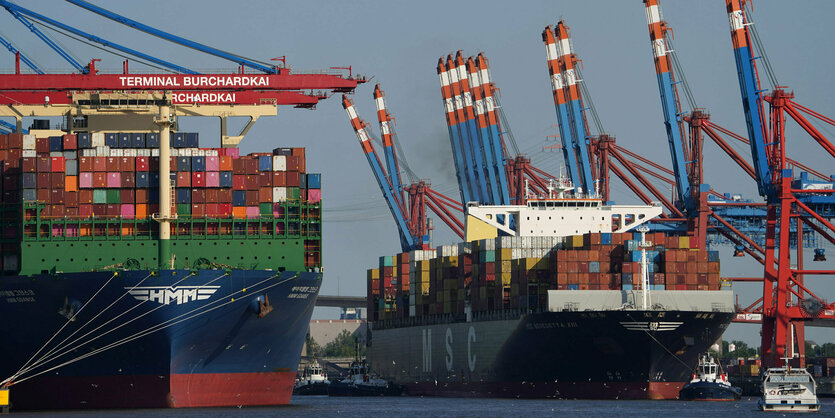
[206, 149, 218, 156]
[22, 134, 36, 150]
[80, 149, 95, 157]
[92, 132, 105, 147]
[151, 149, 160, 157]
[409, 305, 416, 317]
[170, 148, 179, 156]
[272, 187, 287, 202]
[180, 148, 193, 157]
[137, 149, 151, 156]
[272, 156, 286, 171]
[22, 150, 36, 158]
[110, 149, 123, 157]
[195, 149, 206, 157]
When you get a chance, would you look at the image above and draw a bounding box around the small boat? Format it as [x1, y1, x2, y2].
[293, 359, 330, 396]
[328, 358, 403, 397]
[759, 361, 821, 412]
[679, 353, 741, 401]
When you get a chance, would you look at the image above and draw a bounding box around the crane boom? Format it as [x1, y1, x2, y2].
[448, 54, 486, 204]
[725, 0, 772, 198]
[643, 0, 694, 212]
[65, 0, 278, 74]
[455, 51, 493, 204]
[555, 22, 595, 195]
[438, 58, 472, 206]
[342, 95, 416, 252]
[466, 56, 503, 205]
[0, 33, 43, 74]
[373, 84, 404, 204]
[474, 54, 511, 204]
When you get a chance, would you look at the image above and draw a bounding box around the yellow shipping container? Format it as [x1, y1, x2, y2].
[368, 268, 380, 279]
[501, 272, 512, 286]
[678, 236, 690, 249]
[500, 260, 512, 272]
[572, 235, 584, 248]
[499, 248, 512, 260]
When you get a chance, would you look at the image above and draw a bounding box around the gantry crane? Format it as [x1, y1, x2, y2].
[725, 0, 835, 367]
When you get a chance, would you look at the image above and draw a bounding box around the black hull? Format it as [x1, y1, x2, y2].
[369, 309, 734, 399]
[293, 382, 330, 396]
[328, 382, 404, 397]
[679, 381, 742, 401]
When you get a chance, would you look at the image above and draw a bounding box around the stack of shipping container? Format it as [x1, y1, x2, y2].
[0, 131, 322, 273]
[367, 231, 725, 322]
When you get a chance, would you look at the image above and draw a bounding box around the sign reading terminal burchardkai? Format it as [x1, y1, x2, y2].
[118, 75, 270, 88]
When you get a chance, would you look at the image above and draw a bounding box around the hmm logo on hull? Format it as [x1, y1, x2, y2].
[125, 286, 220, 305]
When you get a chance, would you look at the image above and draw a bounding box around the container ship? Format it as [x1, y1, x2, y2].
[0, 123, 323, 409]
[366, 182, 735, 400]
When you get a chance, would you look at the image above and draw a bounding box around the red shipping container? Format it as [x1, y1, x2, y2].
[36, 172, 50, 188]
[79, 157, 93, 172]
[63, 134, 77, 150]
[50, 205, 65, 218]
[206, 189, 219, 202]
[232, 175, 245, 190]
[259, 187, 271, 202]
[79, 190, 93, 204]
[120, 189, 134, 203]
[286, 171, 300, 187]
[191, 189, 205, 203]
[65, 191, 79, 206]
[120, 157, 135, 172]
[93, 157, 107, 172]
[80, 204, 93, 217]
[93, 204, 107, 216]
[0, 135, 7, 149]
[192, 172, 205, 187]
[232, 158, 246, 174]
[135, 188, 148, 203]
[245, 190, 258, 206]
[245, 175, 259, 190]
[219, 203, 233, 217]
[136, 156, 149, 171]
[37, 188, 50, 202]
[245, 158, 258, 174]
[121, 173, 135, 188]
[51, 173, 65, 188]
[218, 188, 233, 202]
[37, 157, 51, 172]
[36, 137, 49, 153]
[106, 204, 120, 217]
[106, 157, 120, 172]
[21, 157, 36, 173]
[50, 189, 64, 204]
[177, 172, 191, 187]
[205, 203, 219, 217]
[93, 172, 107, 188]
[272, 171, 286, 186]
[286, 156, 299, 171]
[259, 171, 272, 187]
[6, 149, 20, 166]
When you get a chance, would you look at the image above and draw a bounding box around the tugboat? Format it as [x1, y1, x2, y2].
[679, 353, 741, 401]
[293, 360, 330, 396]
[759, 360, 821, 412]
[328, 341, 402, 397]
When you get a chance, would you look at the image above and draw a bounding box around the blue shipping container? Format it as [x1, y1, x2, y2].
[22, 189, 37, 201]
[177, 157, 191, 171]
[306, 173, 321, 189]
[233, 190, 247, 206]
[192, 156, 206, 172]
[136, 172, 150, 188]
[258, 156, 272, 172]
[567, 284, 580, 290]
[176, 189, 191, 204]
[118, 133, 131, 148]
[219, 172, 233, 188]
[105, 133, 118, 147]
[146, 133, 160, 148]
[172, 132, 186, 148]
[49, 136, 63, 151]
[22, 173, 37, 188]
[185, 132, 199, 148]
[77, 132, 92, 149]
[131, 133, 145, 148]
[601, 232, 612, 245]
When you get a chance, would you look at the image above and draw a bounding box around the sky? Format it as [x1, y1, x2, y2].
[0, 1, 832, 347]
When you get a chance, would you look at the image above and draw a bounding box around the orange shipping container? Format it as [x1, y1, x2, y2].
[135, 204, 148, 219]
[232, 206, 247, 219]
[65, 176, 78, 192]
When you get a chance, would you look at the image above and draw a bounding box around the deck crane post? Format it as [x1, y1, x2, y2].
[438, 58, 472, 206]
[448, 54, 487, 204]
[542, 26, 582, 193]
[474, 54, 511, 204]
[373, 84, 405, 204]
[342, 95, 416, 252]
[555, 22, 595, 195]
[642, 1, 695, 214]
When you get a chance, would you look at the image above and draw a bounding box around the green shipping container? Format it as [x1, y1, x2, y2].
[260, 203, 272, 215]
[177, 204, 191, 215]
[93, 189, 107, 204]
[106, 189, 121, 204]
[289, 187, 300, 200]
